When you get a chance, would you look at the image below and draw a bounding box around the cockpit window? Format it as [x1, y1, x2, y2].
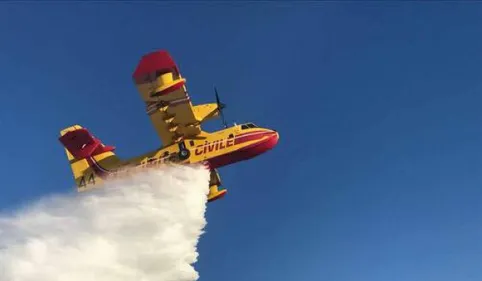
[241, 123, 258, 130]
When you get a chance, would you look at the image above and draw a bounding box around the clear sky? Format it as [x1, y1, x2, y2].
[1, 2, 482, 281]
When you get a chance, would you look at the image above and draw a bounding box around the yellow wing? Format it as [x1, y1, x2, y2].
[132, 50, 221, 146]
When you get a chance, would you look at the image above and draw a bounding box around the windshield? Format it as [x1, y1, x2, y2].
[241, 123, 258, 130]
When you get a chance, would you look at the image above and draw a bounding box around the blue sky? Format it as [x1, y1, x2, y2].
[1, 2, 482, 281]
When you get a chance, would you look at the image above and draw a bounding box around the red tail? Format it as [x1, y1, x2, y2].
[59, 128, 115, 160]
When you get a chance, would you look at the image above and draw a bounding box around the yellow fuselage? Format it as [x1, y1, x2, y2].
[91, 124, 279, 180]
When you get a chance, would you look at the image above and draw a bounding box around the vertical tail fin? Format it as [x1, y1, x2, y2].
[59, 125, 121, 191]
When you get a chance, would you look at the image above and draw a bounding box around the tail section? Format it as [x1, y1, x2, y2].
[59, 125, 122, 191]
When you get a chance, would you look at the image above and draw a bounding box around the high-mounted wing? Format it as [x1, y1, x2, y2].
[133, 50, 221, 146]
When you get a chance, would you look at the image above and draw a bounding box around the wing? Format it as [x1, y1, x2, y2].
[132, 50, 220, 146]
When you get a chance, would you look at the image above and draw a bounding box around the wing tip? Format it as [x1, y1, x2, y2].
[132, 50, 178, 79]
[60, 124, 83, 137]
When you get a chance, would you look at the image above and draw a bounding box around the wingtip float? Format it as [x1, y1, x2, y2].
[58, 50, 279, 203]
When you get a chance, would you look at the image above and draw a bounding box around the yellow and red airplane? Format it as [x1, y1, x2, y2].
[58, 50, 279, 202]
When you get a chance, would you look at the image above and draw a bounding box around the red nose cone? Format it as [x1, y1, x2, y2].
[245, 131, 278, 157]
[208, 131, 279, 169]
[264, 131, 279, 151]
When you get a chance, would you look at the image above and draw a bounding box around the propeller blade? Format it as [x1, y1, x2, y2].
[214, 86, 227, 128]
[215, 87, 225, 109]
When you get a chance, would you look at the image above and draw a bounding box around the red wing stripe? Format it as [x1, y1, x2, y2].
[151, 81, 185, 97]
[169, 97, 190, 106]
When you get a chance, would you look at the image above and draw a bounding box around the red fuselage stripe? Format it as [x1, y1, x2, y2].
[85, 130, 276, 178]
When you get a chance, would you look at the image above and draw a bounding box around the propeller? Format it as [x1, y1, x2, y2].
[214, 86, 228, 128]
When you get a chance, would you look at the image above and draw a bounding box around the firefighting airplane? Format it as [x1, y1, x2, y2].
[58, 50, 279, 202]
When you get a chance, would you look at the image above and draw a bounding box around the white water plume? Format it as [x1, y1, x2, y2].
[0, 164, 210, 281]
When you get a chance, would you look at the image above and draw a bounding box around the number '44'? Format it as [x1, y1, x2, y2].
[78, 173, 95, 187]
